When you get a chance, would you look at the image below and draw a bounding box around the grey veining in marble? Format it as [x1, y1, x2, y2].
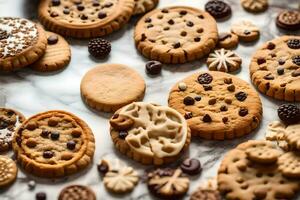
[0, 0, 300, 199]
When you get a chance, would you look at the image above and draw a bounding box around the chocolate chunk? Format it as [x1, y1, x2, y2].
[292, 55, 300, 66]
[168, 19, 175, 25]
[203, 114, 212, 122]
[277, 67, 284, 75]
[208, 98, 217, 105]
[146, 61, 162, 75]
[80, 14, 88, 20]
[224, 78, 232, 84]
[225, 98, 232, 104]
[119, 131, 128, 139]
[144, 17, 151, 23]
[203, 85, 212, 91]
[227, 84, 235, 92]
[67, 141, 76, 150]
[147, 24, 154, 28]
[183, 96, 195, 105]
[264, 74, 275, 80]
[180, 158, 202, 175]
[43, 151, 54, 159]
[184, 112, 193, 119]
[36, 192, 47, 200]
[41, 130, 50, 138]
[194, 96, 201, 101]
[141, 33, 147, 41]
[77, 4, 85, 11]
[51, 0, 60, 6]
[205, 0, 232, 19]
[63, 8, 70, 14]
[239, 108, 248, 117]
[98, 12, 107, 19]
[97, 162, 109, 175]
[179, 10, 187, 15]
[186, 21, 194, 27]
[71, 129, 81, 138]
[50, 132, 60, 140]
[267, 42, 276, 50]
[292, 69, 300, 77]
[222, 117, 228, 123]
[257, 57, 266, 65]
[92, 1, 100, 6]
[277, 104, 300, 124]
[103, 2, 113, 7]
[26, 122, 37, 130]
[287, 39, 300, 49]
[47, 35, 58, 45]
[161, 9, 169, 13]
[220, 105, 228, 111]
[235, 92, 247, 101]
[198, 73, 213, 84]
[173, 42, 181, 48]
[88, 38, 111, 58]
[50, 12, 59, 17]
[194, 37, 201, 42]
[278, 59, 285, 65]
[219, 33, 232, 41]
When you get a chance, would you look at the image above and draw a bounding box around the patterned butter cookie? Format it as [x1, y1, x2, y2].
[276, 10, 300, 31]
[278, 152, 300, 179]
[134, 6, 218, 64]
[250, 36, 300, 101]
[110, 102, 191, 165]
[31, 32, 71, 72]
[38, 0, 135, 38]
[0, 156, 17, 188]
[231, 20, 259, 42]
[265, 121, 289, 151]
[284, 124, 300, 151]
[58, 185, 96, 200]
[190, 189, 221, 200]
[12, 110, 95, 178]
[217, 32, 239, 49]
[0, 108, 25, 152]
[133, 0, 159, 15]
[168, 71, 262, 140]
[147, 168, 189, 199]
[218, 142, 300, 200]
[240, 0, 268, 13]
[81, 64, 145, 113]
[206, 48, 242, 73]
[0, 17, 47, 72]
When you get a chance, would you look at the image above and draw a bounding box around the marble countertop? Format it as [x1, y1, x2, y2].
[0, 0, 300, 199]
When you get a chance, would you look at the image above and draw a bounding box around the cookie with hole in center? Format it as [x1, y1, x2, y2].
[134, 6, 218, 64]
[168, 71, 262, 140]
[12, 110, 95, 178]
[110, 102, 191, 165]
[38, 0, 135, 38]
[133, 0, 159, 15]
[250, 36, 300, 101]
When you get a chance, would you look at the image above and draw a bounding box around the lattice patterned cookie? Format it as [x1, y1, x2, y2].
[38, 0, 135, 38]
[133, 0, 158, 15]
[0, 156, 17, 188]
[285, 124, 300, 151]
[110, 102, 191, 165]
[134, 6, 218, 64]
[278, 152, 300, 179]
[12, 110, 95, 178]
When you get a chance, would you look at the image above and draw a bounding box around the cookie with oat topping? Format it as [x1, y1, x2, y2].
[12, 110, 95, 178]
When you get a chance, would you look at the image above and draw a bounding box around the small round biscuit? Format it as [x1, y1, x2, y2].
[80, 64, 146, 113]
[217, 32, 239, 49]
[190, 189, 221, 200]
[231, 20, 260, 42]
[278, 152, 300, 178]
[133, 0, 159, 15]
[58, 185, 96, 200]
[31, 32, 71, 72]
[276, 10, 300, 31]
[0, 156, 17, 188]
[240, 0, 268, 13]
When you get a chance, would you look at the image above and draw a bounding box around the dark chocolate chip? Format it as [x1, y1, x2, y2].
[257, 58, 266, 65]
[224, 78, 232, 84]
[50, 12, 59, 17]
[77, 4, 85, 11]
[47, 35, 59, 45]
[41, 130, 50, 138]
[81, 14, 88, 20]
[147, 24, 154, 28]
[119, 131, 128, 139]
[163, 27, 170, 31]
[180, 10, 187, 15]
[51, 0, 60, 6]
[194, 96, 201, 101]
[98, 12, 107, 19]
[36, 192, 47, 200]
[203, 114, 212, 122]
[227, 84, 235, 92]
[173, 42, 181, 48]
[198, 73, 213, 84]
[43, 151, 54, 159]
[144, 17, 151, 23]
[180, 158, 201, 175]
[277, 67, 284, 75]
[184, 112, 193, 119]
[239, 108, 248, 117]
[186, 21, 194, 27]
[97, 162, 109, 175]
[225, 99, 232, 104]
[278, 59, 285, 65]
[292, 55, 300, 66]
[92, 1, 100, 6]
[219, 33, 232, 41]
[67, 141, 76, 150]
[146, 61, 162, 75]
[267, 42, 275, 50]
[208, 98, 217, 105]
[63, 8, 70, 14]
[194, 37, 201, 42]
[264, 74, 275, 80]
[168, 19, 175, 25]
[203, 85, 212, 91]
[220, 105, 228, 111]
[222, 117, 228, 123]
[50, 132, 60, 140]
[235, 92, 247, 101]
[287, 39, 300, 49]
[161, 9, 169, 13]
[103, 2, 113, 7]
[183, 96, 195, 105]
[141, 33, 147, 41]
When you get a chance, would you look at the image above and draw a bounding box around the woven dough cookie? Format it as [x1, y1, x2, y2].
[217, 32, 239, 49]
[31, 32, 71, 72]
[231, 20, 259, 42]
[0, 156, 17, 188]
[218, 141, 300, 200]
[133, 0, 158, 15]
[12, 110, 95, 178]
[134, 6, 218, 64]
[38, 0, 135, 38]
[0, 17, 47, 72]
[81, 64, 146, 113]
[110, 102, 191, 165]
[168, 71, 262, 140]
[240, 0, 268, 13]
[278, 152, 300, 179]
[58, 185, 96, 200]
[0, 108, 25, 152]
[250, 36, 300, 101]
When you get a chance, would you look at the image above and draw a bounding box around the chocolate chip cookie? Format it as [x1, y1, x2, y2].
[168, 71, 262, 140]
[12, 110, 95, 178]
[38, 0, 135, 38]
[250, 36, 300, 101]
[134, 6, 218, 64]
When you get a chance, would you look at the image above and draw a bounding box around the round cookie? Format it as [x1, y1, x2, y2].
[284, 124, 300, 151]
[0, 17, 47, 72]
[206, 48, 242, 73]
[58, 185, 96, 200]
[276, 10, 300, 31]
[231, 20, 260, 42]
[12, 110, 95, 178]
[80, 64, 146, 113]
[134, 6, 218, 64]
[278, 152, 300, 179]
[133, 0, 159, 15]
[217, 32, 239, 49]
[38, 0, 135, 38]
[0, 108, 25, 152]
[168, 71, 262, 140]
[31, 32, 71, 72]
[249, 36, 300, 101]
[110, 102, 191, 165]
[0, 156, 17, 188]
[240, 0, 268, 13]
[204, 0, 232, 20]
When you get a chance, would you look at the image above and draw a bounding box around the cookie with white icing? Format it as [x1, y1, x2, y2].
[109, 102, 191, 165]
[133, 0, 159, 15]
[0, 17, 47, 72]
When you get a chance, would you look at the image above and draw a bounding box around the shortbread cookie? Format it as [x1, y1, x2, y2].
[0, 108, 25, 152]
[250, 36, 300, 101]
[147, 168, 189, 199]
[218, 142, 300, 200]
[0, 17, 47, 72]
[0, 156, 17, 188]
[266, 121, 289, 151]
[31, 32, 71, 72]
[168, 71, 262, 140]
[206, 48, 242, 73]
[284, 124, 300, 151]
[231, 20, 259, 42]
[240, 0, 268, 13]
[276, 10, 300, 31]
[133, 0, 158, 15]
[134, 6, 218, 64]
[38, 0, 135, 38]
[110, 102, 191, 165]
[58, 185, 96, 200]
[205, 0, 232, 19]
[12, 110, 95, 178]
[80, 64, 145, 113]
[278, 152, 300, 178]
[217, 32, 239, 49]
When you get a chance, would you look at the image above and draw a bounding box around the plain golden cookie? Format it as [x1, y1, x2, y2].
[231, 20, 260, 42]
[0, 156, 17, 188]
[241, 0, 268, 13]
[133, 0, 159, 15]
[217, 32, 239, 49]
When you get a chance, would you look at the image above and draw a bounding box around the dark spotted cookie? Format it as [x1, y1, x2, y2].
[276, 10, 300, 31]
[168, 71, 262, 140]
[250, 36, 300, 101]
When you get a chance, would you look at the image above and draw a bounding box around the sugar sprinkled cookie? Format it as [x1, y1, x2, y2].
[110, 102, 191, 165]
[231, 20, 259, 42]
[12, 110, 95, 178]
[168, 71, 262, 140]
[80, 64, 146, 113]
[250, 36, 300, 101]
[0, 17, 47, 72]
[133, 0, 159, 15]
[31, 31, 71, 72]
[58, 185, 96, 200]
[0, 156, 17, 188]
[38, 0, 135, 38]
[134, 6, 218, 64]
[240, 0, 268, 13]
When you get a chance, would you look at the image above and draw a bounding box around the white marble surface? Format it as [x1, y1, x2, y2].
[0, 0, 300, 199]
